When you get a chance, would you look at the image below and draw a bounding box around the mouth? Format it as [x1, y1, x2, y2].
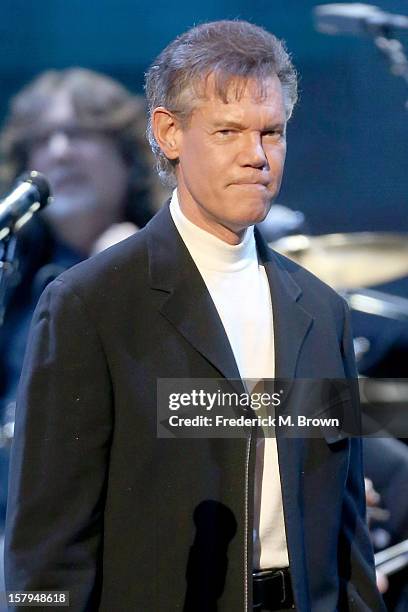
[231, 182, 269, 190]
[49, 171, 87, 191]
[231, 179, 271, 187]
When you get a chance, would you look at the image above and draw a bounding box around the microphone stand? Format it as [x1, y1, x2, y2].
[370, 25, 408, 109]
[0, 231, 19, 328]
[0, 231, 20, 448]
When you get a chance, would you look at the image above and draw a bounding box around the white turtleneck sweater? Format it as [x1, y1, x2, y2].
[169, 190, 289, 570]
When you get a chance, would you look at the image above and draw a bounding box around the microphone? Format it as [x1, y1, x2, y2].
[0, 171, 51, 239]
[314, 3, 408, 36]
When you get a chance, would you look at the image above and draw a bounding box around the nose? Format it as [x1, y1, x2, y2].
[47, 131, 73, 159]
[239, 133, 268, 169]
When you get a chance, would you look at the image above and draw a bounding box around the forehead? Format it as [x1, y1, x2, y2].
[38, 91, 76, 125]
[190, 74, 286, 125]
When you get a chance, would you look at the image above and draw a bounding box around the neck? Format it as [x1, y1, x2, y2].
[176, 185, 247, 246]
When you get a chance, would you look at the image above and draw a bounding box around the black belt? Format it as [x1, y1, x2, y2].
[253, 568, 295, 610]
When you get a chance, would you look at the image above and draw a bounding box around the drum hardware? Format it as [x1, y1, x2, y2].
[359, 379, 408, 404]
[0, 401, 15, 448]
[375, 538, 408, 576]
[342, 288, 408, 321]
[358, 378, 408, 437]
[0, 421, 14, 449]
[353, 337, 371, 362]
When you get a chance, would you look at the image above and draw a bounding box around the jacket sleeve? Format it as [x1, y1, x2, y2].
[5, 277, 113, 611]
[338, 299, 386, 611]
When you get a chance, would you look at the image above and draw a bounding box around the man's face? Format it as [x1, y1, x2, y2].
[174, 74, 287, 243]
[26, 91, 129, 227]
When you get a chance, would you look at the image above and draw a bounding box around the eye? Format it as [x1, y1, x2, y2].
[263, 129, 285, 140]
[216, 129, 236, 137]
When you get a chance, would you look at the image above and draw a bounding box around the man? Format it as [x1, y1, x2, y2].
[5, 21, 384, 611]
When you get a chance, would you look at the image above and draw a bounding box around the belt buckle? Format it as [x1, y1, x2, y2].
[253, 568, 288, 608]
[275, 569, 286, 604]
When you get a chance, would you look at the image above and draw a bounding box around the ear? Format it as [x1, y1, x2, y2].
[152, 107, 182, 161]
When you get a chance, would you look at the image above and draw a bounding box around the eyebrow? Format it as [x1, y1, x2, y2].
[211, 120, 286, 131]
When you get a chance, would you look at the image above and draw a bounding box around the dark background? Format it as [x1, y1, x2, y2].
[0, 0, 407, 234]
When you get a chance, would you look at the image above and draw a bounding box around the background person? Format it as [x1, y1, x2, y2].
[0, 68, 159, 601]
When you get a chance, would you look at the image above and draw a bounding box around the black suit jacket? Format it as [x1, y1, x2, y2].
[5, 204, 385, 611]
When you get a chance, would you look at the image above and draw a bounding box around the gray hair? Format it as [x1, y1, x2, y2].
[145, 20, 298, 186]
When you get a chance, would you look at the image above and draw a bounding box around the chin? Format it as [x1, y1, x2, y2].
[227, 213, 268, 234]
[237, 199, 271, 226]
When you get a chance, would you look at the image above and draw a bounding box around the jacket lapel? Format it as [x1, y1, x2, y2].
[146, 204, 243, 390]
[147, 211, 314, 384]
[255, 229, 313, 379]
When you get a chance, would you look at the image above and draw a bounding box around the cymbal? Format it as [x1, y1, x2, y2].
[270, 232, 408, 289]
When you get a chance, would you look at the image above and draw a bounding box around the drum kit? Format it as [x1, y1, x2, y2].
[271, 230, 408, 577]
[270, 230, 408, 400]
